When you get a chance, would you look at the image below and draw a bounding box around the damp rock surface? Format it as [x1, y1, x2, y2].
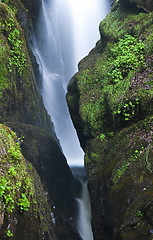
[67, 0, 153, 239]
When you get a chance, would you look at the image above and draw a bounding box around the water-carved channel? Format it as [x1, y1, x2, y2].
[33, 0, 110, 238]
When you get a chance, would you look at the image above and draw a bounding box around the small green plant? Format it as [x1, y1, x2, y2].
[113, 148, 143, 183]
[4, 18, 26, 76]
[108, 132, 114, 137]
[8, 166, 17, 177]
[136, 210, 144, 218]
[18, 193, 30, 211]
[0, 177, 7, 199]
[8, 145, 22, 161]
[114, 98, 139, 121]
[100, 133, 106, 141]
[108, 35, 145, 83]
[6, 229, 13, 238]
[0, 176, 15, 213]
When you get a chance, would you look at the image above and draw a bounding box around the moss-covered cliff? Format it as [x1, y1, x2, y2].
[67, 0, 153, 239]
[0, 0, 78, 239]
[0, 0, 54, 134]
[0, 124, 56, 240]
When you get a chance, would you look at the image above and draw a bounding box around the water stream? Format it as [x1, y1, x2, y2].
[33, 0, 110, 239]
[33, 0, 110, 166]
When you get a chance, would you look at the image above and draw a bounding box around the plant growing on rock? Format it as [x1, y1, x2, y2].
[2, 13, 27, 76]
[0, 125, 36, 215]
[6, 18, 26, 76]
[108, 35, 145, 83]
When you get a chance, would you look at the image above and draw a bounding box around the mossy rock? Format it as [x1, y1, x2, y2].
[0, 1, 80, 239]
[86, 116, 153, 239]
[0, 124, 56, 240]
[67, 1, 153, 147]
[67, 1, 153, 239]
[0, 1, 55, 136]
[128, 0, 153, 11]
[4, 122, 76, 213]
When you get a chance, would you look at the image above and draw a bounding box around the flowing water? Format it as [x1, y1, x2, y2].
[33, 0, 110, 239]
[77, 181, 93, 240]
[71, 167, 94, 240]
[33, 0, 110, 166]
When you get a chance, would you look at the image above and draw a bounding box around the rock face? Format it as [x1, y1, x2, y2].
[0, 124, 56, 240]
[0, 0, 54, 135]
[67, 0, 153, 239]
[0, 0, 78, 239]
[127, 0, 153, 11]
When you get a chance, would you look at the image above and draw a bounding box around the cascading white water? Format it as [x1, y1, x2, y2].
[34, 0, 84, 166]
[77, 181, 93, 240]
[71, 167, 94, 240]
[33, 0, 110, 239]
[68, 0, 111, 68]
[33, 0, 110, 166]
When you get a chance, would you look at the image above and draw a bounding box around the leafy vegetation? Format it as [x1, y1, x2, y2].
[4, 17, 27, 76]
[113, 148, 144, 183]
[107, 35, 144, 84]
[78, 34, 145, 136]
[0, 35, 9, 96]
[0, 124, 36, 215]
[100, 133, 106, 141]
[136, 210, 144, 218]
[6, 229, 13, 238]
[75, 8, 153, 138]
[113, 98, 139, 121]
[0, 1, 27, 77]
[67, 2, 153, 239]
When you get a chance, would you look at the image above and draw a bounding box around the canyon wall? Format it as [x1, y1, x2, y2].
[67, 0, 153, 239]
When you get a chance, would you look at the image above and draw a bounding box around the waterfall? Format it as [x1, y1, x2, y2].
[71, 167, 94, 240]
[33, 0, 110, 166]
[33, 0, 110, 239]
[68, 0, 111, 68]
[77, 181, 93, 240]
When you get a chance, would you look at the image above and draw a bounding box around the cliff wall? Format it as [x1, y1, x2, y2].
[67, 0, 153, 239]
[0, 0, 77, 239]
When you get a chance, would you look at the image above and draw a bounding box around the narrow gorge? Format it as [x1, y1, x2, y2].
[32, 0, 110, 239]
[0, 0, 153, 240]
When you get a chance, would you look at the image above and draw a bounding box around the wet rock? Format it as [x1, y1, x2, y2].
[67, 1, 153, 239]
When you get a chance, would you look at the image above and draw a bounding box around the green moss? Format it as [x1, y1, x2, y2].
[0, 1, 54, 134]
[0, 124, 56, 239]
[0, 2, 27, 76]
[85, 115, 153, 181]
[113, 147, 145, 183]
[0, 124, 37, 215]
[0, 35, 9, 96]
[66, 2, 153, 239]
[74, 8, 153, 138]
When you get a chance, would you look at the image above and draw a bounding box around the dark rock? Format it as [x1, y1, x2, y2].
[0, 1, 80, 239]
[67, 1, 153, 239]
[0, 124, 56, 240]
